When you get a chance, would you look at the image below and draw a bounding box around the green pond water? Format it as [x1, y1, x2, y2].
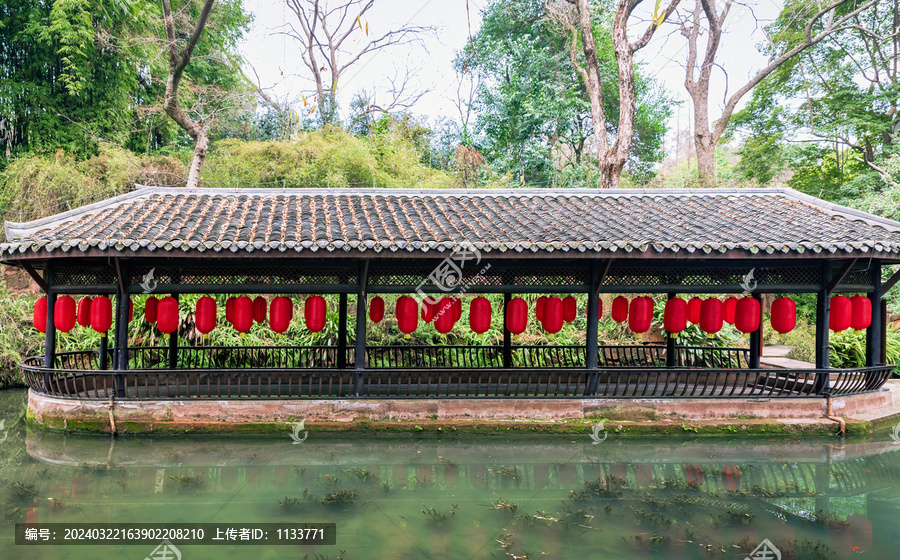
[2, 390, 900, 560]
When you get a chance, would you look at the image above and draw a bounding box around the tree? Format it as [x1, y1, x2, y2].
[283, 0, 431, 126]
[680, 0, 880, 187]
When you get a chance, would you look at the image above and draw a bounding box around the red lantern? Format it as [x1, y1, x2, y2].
[396, 295, 418, 338]
[420, 298, 435, 322]
[536, 296, 547, 322]
[563, 296, 577, 322]
[469, 296, 492, 334]
[734, 297, 761, 337]
[770, 297, 796, 334]
[33, 297, 47, 333]
[452, 297, 462, 323]
[663, 297, 688, 337]
[54, 296, 76, 333]
[435, 297, 455, 334]
[157, 296, 180, 335]
[724, 297, 737, 324]
[195, 296, 217, 336]
[225, 297, 235, 325]
[611, 296, 629, 323]
[144, 296, 158, 324]
[628, 296, 653, 338]
[129, 299, 134, 323]
[269, 297, 293, 334]
[76, 297, 92, 328]
[543, 297, 564, 334]
[830, 295, 852, 332]
[253, 296, 267, 323]
[687, 297, 702, 324]
[699, 298, 724, 337]
[369, 296, 385, 323]
[597, 299, 604, 320]
[304, 295, 326, 333]
[850, 295, 872, 331]
[90, 296, 112, 335]
[506, 298, 528, 335]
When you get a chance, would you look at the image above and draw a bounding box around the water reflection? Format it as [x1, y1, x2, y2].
[2, 390, 900, 559]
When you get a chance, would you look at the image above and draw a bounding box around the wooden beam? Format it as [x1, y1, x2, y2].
[114, 257, 126, 296]
[19, 261, 50, 292]
[826, 258, 858, 294]
[881, 266, 900, 293]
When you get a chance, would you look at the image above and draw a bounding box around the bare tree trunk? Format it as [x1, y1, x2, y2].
[572, 0, 608, 161]
[162, 0, 215, 188]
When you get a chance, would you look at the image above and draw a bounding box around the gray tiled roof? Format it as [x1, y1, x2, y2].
[4, 186, 900, 259]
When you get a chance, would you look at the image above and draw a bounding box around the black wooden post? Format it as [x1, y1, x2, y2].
[337, 293, 348, 369]
[353, 260, 369, 395]
[43, 265, 56, 392]
[98, 332, 108, 371]
[502, 292, 512, 369]
[749, 293, 762, 368]
[815, 261, 832, 393]
[866, 260, 883, 367]
[585, 262, 601, 394]
[167, 294, 179, 370]
[114, 277, 130, 396]
[665, 293, 677, 368]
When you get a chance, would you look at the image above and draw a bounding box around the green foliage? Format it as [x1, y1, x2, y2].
[0, 271, 39, 387]
[829, 327, 900, 369]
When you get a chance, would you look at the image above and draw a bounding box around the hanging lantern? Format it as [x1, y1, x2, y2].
[687, 297, 702, 324]
[734, 297, 761, 338]
[225, 297, 235, 325]
[76, 297, 92, 328]
[253, 296, 267, 323]
[699, 298, 724, 338]
[54, 296, 76, 334]
[469, 296, 492, 334]
[850, 295, 872, 331]
[611, 296, 629, 323]
[144, 296, 159, 324]
[770, 297, 796, 334]
[452, 297, 462, 323]
[563, 296, 577, 322]
[233, 295, 253, 335]
[90, 296, 113, 336]
[33, 297, 48, 333]
[195, 297, 217, 338]
[597, 299, 604, 320]
[369, 296, 385, 323]
[157, 296, 180, 336]
[830, 295, 852, 332]
[304, 295, 327, 333]
[536, 296, 547, 322]
[628, 296, 653, 338]
[663, 297, 688, 338]
[396, 295, 418, 338]
[269, 297, 293, 335]
[129, 299, 134, 323]
[506, 297, 528, 335]
[724, 297, 737, 324]
[543, 297, 564, 334]
[435, 297, 455, 334]
[420, 298, 435, 322]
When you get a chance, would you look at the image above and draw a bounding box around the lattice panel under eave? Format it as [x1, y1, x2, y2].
[130, 265, 357, 287]
[601, 264, 822, 290]
[53, 265, 117, 286]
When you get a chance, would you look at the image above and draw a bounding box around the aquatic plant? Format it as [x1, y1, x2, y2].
[493, 465, 520, 481]
[421, 503, 458, 526]
[168, 474, 205, 488]
[321, 489, 357, 506]
[489, 494, 518, 514]
[344, 467, 376, 483]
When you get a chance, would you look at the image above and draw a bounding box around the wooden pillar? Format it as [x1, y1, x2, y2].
[502, 292, 512, 368]
[43, 266, 55, 392]
[665, 293, 676, 368]
[815, 261, 832, 393]
[167, 294, 179, 370]
[337, 293, 348, 369]
[866, 260, 883, 366]
[749, 293, 762, 368]
[353, 260, 369, 395]
[114, 268, 130, 395]
[585, 262, 601, 394]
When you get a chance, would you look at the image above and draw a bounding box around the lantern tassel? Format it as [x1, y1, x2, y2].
[404, 334, 411, 339]
[707, 333, 714, 339]
[743, 333, 751, 339]
[635, 333, 642, 339]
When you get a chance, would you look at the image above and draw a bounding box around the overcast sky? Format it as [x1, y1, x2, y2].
[238, 0, 782, 151]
